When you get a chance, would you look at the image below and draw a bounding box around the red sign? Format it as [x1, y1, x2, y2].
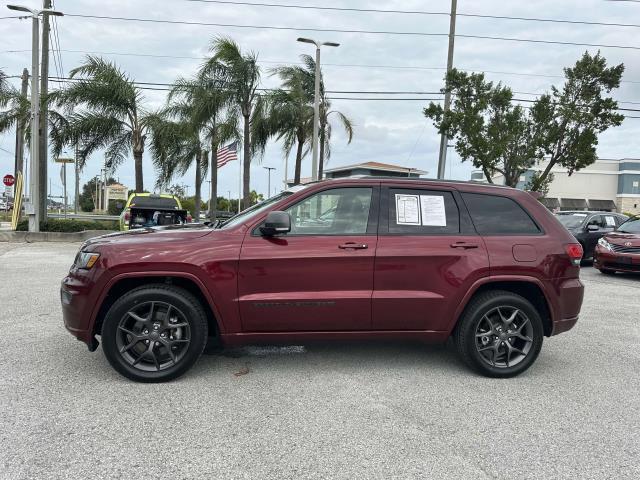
[3, 174, 15, 187]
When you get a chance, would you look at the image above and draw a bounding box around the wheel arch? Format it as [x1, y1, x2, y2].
[91, 273, 222, 341]
[453, 278, 554, 337]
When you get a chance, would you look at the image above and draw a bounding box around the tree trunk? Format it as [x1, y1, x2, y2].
[531, 158, 556, 192]
[211, 140, 218, 223]
[318, 125, 326, 180]
[194, 150, 202, 221]
[133, 149, 144, 192]
[242, 114, 251, 209]
[294, 131, 304, 185]
[482, 167, 494, 184]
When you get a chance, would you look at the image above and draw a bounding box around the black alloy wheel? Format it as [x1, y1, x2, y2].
[101, 285, 208, 382]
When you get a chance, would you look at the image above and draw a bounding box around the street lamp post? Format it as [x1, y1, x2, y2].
[263, 166, 276, 198]
[7, 4, 63, 232]
[297, 38, 339, 182]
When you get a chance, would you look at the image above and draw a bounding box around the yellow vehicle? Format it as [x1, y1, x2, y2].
[119, 193, 191, 231]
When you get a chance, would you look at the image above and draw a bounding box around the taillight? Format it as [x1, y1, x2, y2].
[565, 243, 583, 266]
[187, 215, 193, 223]
[124, 210, 130, 221]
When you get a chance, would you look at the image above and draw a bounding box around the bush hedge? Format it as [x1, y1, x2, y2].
[16, 218, 119, 232]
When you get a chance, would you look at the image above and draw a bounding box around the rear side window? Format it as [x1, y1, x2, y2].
[388, 189, 460, 234]
[462, 193, 540, 235]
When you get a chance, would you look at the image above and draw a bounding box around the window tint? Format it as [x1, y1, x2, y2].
[462, 193, 540, 235]
[286, 188, 372, 235]
[388, 189, 460, 234]
[587, 215, 607, 228]
[130, 196, 179, 209]
[556, 213, 587, 229]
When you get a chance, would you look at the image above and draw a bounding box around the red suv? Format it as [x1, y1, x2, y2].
[61, 178, 584, 382]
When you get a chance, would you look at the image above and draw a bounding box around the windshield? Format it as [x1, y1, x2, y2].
[219, 191, 293, 229]
[617, 217, 640, 233]
[556, 213, 587, 229]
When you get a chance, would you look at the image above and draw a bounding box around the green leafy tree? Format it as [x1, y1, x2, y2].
[208, 37, 261, 208]
[79, 176, 116, 212]
[424, 69, 539, 187]
[528, 52, 624, 191]
[53, 56, 150, 192]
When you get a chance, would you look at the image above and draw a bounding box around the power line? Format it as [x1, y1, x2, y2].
[60, 13, 640, 50]
[187, 0, 640, 29]
[4, 48, 640, 86]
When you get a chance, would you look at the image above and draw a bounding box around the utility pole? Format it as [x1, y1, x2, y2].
[74, 144, 79, 213]
[437, 0, 457, 180]
[38, 0, 52, 221]
[7, 4, 63, 232]
[14, 68, 28, 181]
[263, 166, 276, 198]
[297, 38, 339, 181]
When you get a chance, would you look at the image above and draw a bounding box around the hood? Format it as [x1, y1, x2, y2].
[82, 224, 213, 250]
[604, 231, 640, 246]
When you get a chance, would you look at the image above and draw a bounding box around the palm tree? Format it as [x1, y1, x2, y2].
[318, 97, 354, 180]
[208, 38, 260, 208]
[146, 112, 207, 220]
[54, 56, 149, 192]
[262, 66, 314, 186]
[166, 70, 238, 222]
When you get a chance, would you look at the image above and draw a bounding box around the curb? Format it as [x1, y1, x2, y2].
[0, 230, 117, 243]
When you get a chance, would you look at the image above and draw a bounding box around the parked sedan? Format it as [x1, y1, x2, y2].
[555, 211, 628, 260]
[594, 216, 640, 274]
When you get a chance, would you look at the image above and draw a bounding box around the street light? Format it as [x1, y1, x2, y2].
[263, 166, 276, 198]
[7, 4, 63, 232]
[297, 37, 339, 182]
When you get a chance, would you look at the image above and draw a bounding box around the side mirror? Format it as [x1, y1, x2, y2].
[587, 224, 599, 232]
[260, 211, 291, 236]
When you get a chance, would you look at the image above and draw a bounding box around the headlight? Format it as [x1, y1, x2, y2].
[598, 237, 612, 251]
[75, 251, 100, 270]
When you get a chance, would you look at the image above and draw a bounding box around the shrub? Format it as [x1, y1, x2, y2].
[16, 218, 118, 232]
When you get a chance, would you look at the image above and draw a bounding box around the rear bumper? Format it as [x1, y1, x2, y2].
[594, 245, 640, 273]
[548, 277, 584, 336]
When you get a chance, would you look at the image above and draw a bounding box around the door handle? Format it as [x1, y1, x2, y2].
[450, 242, 479, 249]
[339, 242, 368, 250]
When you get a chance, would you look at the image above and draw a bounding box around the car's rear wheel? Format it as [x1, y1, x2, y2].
[454, 290, 544, 378]
[101, 285, 208, 382]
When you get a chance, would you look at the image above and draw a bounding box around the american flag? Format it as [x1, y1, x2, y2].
[216, 141, 238, 168]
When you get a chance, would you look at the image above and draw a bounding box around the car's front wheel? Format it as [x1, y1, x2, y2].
[454, 290, 544, 378]
[101, 285, 208, 382]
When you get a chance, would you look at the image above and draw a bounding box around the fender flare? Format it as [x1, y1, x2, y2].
[88, 271, 226, 336]
[450, 275, 555, 333]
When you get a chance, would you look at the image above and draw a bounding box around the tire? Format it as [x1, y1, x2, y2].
[101, 284, 208, 382]
[454, 290, 544, 378]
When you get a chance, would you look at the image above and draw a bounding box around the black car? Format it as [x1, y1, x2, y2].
[556, 211, 628, 260]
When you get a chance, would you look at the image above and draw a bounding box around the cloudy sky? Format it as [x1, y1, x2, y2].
[1, 0, 640, 200]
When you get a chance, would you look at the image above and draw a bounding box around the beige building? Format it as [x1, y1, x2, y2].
[471, 158, 640, 215]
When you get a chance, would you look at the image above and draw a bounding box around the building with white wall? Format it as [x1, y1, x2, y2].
[470, 158, 640, 214]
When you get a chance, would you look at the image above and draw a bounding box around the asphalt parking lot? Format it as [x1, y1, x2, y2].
[0, 242, 638, 480]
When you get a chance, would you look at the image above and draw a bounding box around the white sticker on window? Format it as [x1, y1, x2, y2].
[605, 216, 616, 227]
[395, 194, 421, 225]
[420, 195, 447, 226]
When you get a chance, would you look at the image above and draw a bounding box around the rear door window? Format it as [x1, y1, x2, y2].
[388, 189, 460, 234]
[462, 193, 541, 235]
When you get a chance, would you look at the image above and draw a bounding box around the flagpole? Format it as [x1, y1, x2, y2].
[238, 142, 242, 213]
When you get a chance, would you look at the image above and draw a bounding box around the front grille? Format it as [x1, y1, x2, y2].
[610, 243, 640, 255]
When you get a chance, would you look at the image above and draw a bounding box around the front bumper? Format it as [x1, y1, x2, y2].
[594, 245, 640, 273]
[61, 271, 101, 349]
